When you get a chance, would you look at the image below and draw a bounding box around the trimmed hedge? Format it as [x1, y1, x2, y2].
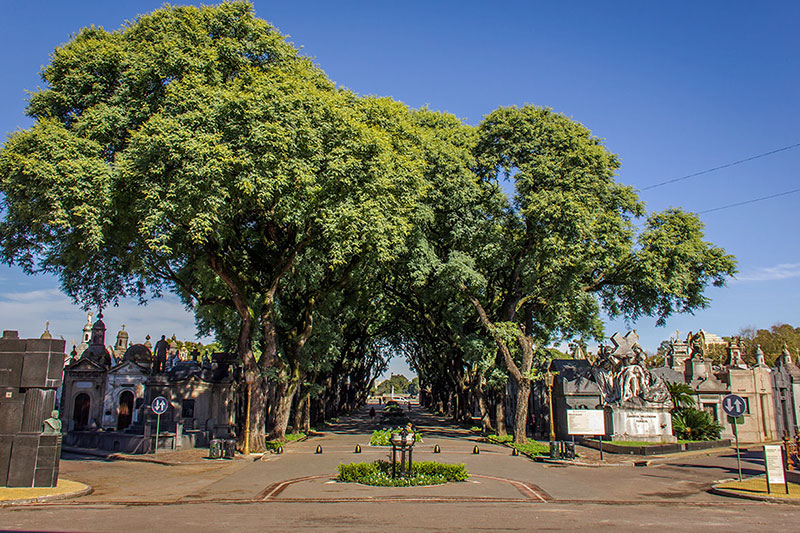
[337, 460, 468, 487]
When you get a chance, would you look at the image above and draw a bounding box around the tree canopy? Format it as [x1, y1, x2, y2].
[1, 2, 737, 446]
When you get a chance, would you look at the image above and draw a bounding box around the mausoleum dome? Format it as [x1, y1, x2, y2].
[123, 343, 152, 365]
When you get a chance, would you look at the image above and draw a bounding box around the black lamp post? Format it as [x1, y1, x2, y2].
[391, 427, 416, 478]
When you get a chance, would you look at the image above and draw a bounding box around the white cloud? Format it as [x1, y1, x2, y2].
[734, 263, 800, 282]
[0, 289, 210, 347]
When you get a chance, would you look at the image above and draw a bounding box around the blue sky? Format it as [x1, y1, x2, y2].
[1, 1, 798, 378]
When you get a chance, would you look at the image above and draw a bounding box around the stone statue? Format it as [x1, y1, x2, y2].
[592, 331, 672, 408]
[688, 330, 706, 359]
[153, 334, 169, 373]
[42, 410, 62, 434]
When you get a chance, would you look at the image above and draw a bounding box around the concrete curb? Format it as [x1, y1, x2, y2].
[709, 485, 800, 505]
[475, 438, 737, 468]
[63, 445, 249, 466]
[0, 482, 93, 507]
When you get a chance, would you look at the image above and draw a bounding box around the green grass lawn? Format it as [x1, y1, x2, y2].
[485, 434, 550, 456]
[601, 440, 676, 447]
[264, 432, 306, 450]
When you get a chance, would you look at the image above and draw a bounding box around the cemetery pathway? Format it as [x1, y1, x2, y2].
[2, 402, 800, 530]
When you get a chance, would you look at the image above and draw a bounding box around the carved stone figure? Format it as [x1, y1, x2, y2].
[688, 330, 706, 359]
[592, 331, 672, 408]
[42, 410, 62, 434]
[153, 335, 169, 374]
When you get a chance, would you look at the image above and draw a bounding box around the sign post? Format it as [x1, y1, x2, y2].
[722, 394, 746, 482]
[764, 444, 788, 495]
[151, 396, 169, 456]
[566, 409, 606, 461]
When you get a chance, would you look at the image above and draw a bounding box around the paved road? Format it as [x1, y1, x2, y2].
[2, 403, 798, 531]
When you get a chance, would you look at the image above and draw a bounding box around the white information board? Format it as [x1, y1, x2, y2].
[764, 445, 785, 484]
[567, 409, 605, 436]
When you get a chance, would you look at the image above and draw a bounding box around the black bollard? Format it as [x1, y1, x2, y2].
[316, 444, 323, 454]
[512, 448, 519, 456]
[473, 445, 480, 454]
[355, 444, 361, 453]
[276, 446, 284, 454]
[433, 444, 441, 454]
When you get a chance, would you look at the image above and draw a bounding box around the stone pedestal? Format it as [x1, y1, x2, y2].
[605, 405, 676, 443]
[1, 331, 65, 487]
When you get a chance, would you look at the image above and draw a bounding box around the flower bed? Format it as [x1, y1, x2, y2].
[337, 460, 468, 487]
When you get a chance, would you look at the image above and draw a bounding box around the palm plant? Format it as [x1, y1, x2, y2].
[672, 408, 723, 441]
[666, 381, 695, 410]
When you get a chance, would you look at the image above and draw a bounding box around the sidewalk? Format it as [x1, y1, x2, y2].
[0, 479, 92, 506]
[63, 445, 252, 466]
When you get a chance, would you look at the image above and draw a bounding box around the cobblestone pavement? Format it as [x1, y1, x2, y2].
[2, 403, 799, 531]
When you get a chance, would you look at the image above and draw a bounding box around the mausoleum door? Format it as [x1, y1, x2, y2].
[74, 393, 91, 429]
[118, 390, 134, 430]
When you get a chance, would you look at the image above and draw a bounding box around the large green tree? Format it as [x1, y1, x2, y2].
[0, 3, 426, 445]
[462, 105, 737, 443]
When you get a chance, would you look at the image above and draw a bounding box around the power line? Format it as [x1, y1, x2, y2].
[641, 142, 800, 191]
[699, 188, 800, 214]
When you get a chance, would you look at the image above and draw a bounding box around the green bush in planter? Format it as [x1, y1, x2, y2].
[337, 460, 468, 487]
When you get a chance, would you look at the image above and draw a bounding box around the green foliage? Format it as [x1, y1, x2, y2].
[486, 434, 514, 444]
[738, 324, 800, 365]
[672, 408, 723, 441]
[337, 461, 468, 486]
[0, 3, 738, 445]
[373, 374, 413, 395]
[511, 440, 550, 456]
[665, 381, 696, 410]
[264, 432, 305, 450]
[604, 440, 676, 447]
[369, 427, 422, 446]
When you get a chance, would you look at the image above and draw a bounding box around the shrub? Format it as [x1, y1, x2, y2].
[512, 440, 550, 456]
[672, 408, 722, 441]
[486, 434, 513, 444]
[337, 461, 468, 487]
[370, 427, 423, 446]
[264, 432, 305, 450]
[370, 428, 393, 446]
[485, 434, 549, 456]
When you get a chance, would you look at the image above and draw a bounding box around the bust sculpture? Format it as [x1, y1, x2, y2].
[42, 410, 62, 434]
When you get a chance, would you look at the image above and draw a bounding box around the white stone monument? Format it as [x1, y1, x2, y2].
[593, 331, 676, 443]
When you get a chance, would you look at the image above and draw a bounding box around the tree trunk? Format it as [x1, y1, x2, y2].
[513, 379, 531, 443]
[495, 389, 507, 436]
[269, 375, 299, 440]
[294, 388, 311, 433]
[243, 378, 268, 451]
[475, 379, 493, 434]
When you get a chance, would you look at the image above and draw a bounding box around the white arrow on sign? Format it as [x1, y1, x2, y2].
[723, 394, 745, 416]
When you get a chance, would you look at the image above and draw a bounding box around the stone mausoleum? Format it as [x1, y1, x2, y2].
[59, 313, 237, 453]
[546, 332, 675, 442]
[653, 332, 777, 443]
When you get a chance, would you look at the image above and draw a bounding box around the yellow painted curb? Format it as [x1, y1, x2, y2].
[0, 479, 92, 505]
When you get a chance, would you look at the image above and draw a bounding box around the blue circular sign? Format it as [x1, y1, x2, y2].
[722, 394, 746, 418]
[151, 396, 169, 415]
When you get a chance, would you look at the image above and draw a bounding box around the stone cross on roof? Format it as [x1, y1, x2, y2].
[610, 331, 639, 357]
